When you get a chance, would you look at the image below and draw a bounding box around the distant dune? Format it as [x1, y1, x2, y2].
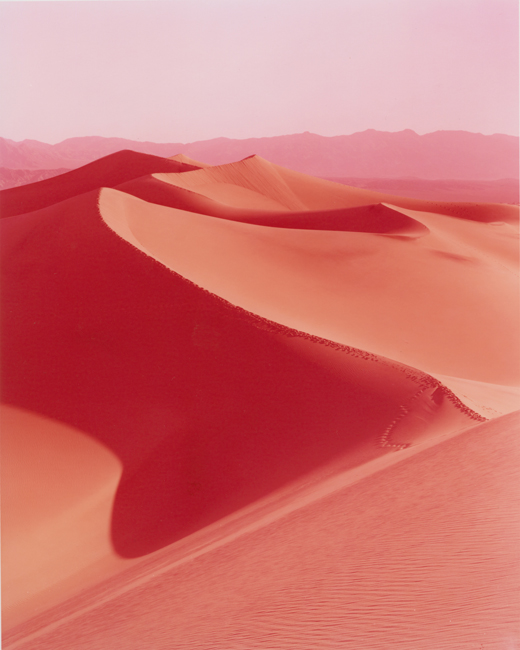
[1, 129, 518, 179]
[1, 149, 518, 648]
[327, 176, 520, 204]
[0, 167, 72, 190]
[1, 167, 517, 204]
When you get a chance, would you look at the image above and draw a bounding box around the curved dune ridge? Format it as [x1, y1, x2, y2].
[1, 149, 519, 646]
[0, 150, 200, 218]
[154, 154, 520, 221]
[100, 187, 519, 384]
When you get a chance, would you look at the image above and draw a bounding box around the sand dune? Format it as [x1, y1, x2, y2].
[1, 405, 125, 628]
[4, 412, 518, 649]
[153, 154, 520, 222]
[1, 149, 518, 647]
[169, 152, 212, 168]
[328, 176, 520, 204]
[100, 186, 519, 385]
[0, 150, 199, 218]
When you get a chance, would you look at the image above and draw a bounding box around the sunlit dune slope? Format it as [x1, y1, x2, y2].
[116, 176, 427, 233]
[2, 149, 516, 225]
[5, 411, 518, 650]
[168, 153, 212, 168]
[115, 174, 278, 219]
[100, 187, 519, 386]
[1, 149, 518, 643]
[1, 405, 125, 629]
[155, 155, 308, 210]
[0, 150, 199, 218]
[1, 189, 482, 560]
[154, 154, 519, 223]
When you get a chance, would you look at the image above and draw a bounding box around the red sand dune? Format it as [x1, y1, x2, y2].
[0, 150, 199, 218]
[1, 150, 519, 647]
[4, 412, 518, 650]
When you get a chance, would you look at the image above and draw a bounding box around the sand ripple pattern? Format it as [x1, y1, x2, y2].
[6, 413, 518, 650]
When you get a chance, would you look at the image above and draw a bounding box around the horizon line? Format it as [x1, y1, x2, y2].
[2, 128, 520, 147]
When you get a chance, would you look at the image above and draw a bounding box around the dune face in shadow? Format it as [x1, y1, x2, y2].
[0, 150, 199, 218]
[117, 176, 429, 234]
[1, 190, 477, 558]
[8, 413, 517, 650]
[100, 185, 519, 385]
[1, 149, 517, 643]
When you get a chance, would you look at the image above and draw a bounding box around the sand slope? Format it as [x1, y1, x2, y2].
[1, 149, 518, 646]
[0, 150, 199, 218]
[4, 412, 519, 649]
[100, 185, 519, 385]
[1, 405, 125, 628]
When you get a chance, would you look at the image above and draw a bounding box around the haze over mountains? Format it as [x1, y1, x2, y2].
[1, 130, 518, 179]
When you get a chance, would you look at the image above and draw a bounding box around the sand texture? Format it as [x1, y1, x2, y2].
[1, 150, 518, 647]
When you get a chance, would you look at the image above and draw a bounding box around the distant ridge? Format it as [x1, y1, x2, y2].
[1, 130, 518, 180]
[0, 167, 71, 191]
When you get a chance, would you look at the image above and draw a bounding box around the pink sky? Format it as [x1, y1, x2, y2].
[0, 0, 518, 144]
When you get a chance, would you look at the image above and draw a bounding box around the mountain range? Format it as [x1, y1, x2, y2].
[1, 130, 518, 180]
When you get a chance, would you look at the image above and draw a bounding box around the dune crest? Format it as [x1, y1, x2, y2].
[0, 150, 198, 218]
[99, 186, 519, 386]
[154, 155, 308, 210]
[168, 153, 210, 168]
[1, 148, 518, 646]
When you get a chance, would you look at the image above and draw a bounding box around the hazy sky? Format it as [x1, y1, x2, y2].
[1, 0, 518, 143]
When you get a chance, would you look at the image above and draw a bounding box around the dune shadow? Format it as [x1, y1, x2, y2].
[118, 176, 429, 236]
[1, 191, 436, 558]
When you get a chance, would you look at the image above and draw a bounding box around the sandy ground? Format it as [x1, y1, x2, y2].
[1, 150, 518, 647]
